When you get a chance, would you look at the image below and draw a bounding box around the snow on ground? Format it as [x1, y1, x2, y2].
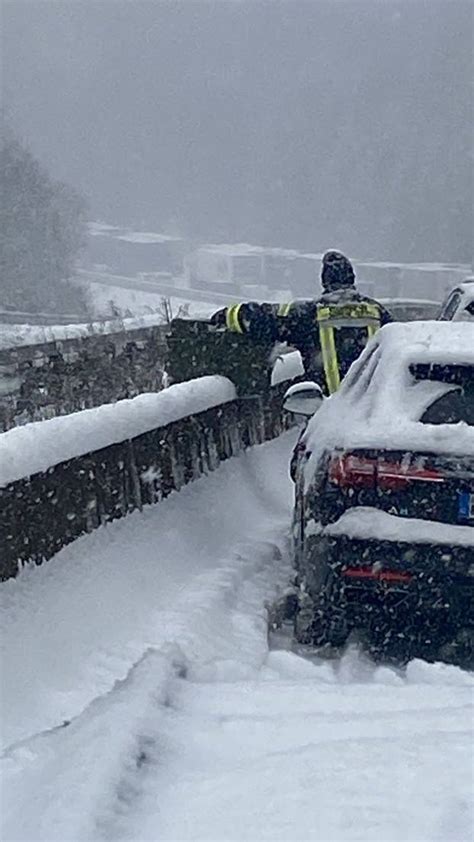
[1, 431, 473, 842]
[86, 280, 216, 321]
[121, 651, 473, 842]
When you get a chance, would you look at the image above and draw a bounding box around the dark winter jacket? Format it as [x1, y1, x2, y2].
[277, 288, 393, 391]
[211, 288, 392, 394]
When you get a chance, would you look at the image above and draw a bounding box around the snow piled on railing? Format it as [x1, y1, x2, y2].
[0, 376, 236, 487]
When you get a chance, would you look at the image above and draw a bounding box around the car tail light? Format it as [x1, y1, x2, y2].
[377, 459, 444, 491]
[328, 451, 445, 491]
[328, 453, 377, 488]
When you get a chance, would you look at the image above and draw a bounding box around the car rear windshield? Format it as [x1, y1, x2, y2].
[410, 363, 474, 426]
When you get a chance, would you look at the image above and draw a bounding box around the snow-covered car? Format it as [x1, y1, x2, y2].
[380, 298, 440, 322]
[438, 278, 474, 321]
[285, 322, 474, 662]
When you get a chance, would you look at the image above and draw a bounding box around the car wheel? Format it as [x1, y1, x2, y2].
[294, 590, 350, 648]
[294, 594, 316, 644]
[438, 628, 474, 669]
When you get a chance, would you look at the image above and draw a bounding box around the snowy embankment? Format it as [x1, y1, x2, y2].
[85, 279, 217, 321]
[1, 432, 472, 842]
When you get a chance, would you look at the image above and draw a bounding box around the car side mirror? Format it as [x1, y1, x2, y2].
[283, 381, 324, 418]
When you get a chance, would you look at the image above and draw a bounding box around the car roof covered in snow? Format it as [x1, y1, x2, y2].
[374, 321, 474, 362]
[450, 280, 474, 300]
[458, 282, 474, 302]
[303, 321, 474, 484]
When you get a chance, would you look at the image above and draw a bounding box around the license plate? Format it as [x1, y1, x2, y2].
[458, 491, 474, 521]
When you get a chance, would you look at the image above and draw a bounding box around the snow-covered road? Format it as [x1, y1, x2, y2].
[114, 649, 473, 842]
[1, 432, 473, 842]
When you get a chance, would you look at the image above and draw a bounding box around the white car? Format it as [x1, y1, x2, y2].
[380, 298, 441, 322]
[438, 278, 474, 321]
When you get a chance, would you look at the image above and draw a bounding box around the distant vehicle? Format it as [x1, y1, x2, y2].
[380, 298, 440, 322]
[284, 322, 474, 664]
[438, 278, 474, 322]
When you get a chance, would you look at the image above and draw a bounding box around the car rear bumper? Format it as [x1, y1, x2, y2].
[322, 506, 474, 559]
[305, 508, 473, 626]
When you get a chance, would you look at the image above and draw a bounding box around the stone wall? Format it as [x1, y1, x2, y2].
[0, 323, 168, 431]
[0, 381, 294, 581]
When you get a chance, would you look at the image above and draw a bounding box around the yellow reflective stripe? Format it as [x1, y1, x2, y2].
[317, 306, 331, 321]
[319, 324, 340, 394]
[225, 305, 236, 331]
[278, 302, 292, 317]
[225, 304, 244, 334]
[316, 302, 380, 393]
[317, 302, 381, 322]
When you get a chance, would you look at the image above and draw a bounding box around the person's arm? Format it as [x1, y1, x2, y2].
[210, 302, 279, 343]
[362, 296, 394, 326]
[210, 307, 227, 327]
[378, 301, 394, 325]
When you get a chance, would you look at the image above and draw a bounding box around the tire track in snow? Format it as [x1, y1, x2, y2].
[1, 646, 188, 842]
[1, 535, 291, 842]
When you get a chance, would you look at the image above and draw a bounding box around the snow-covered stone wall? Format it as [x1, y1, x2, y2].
[0, 376, 297, 581]
[0, 321, 169, 431]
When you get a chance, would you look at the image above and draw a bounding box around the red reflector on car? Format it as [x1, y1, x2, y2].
[342, 567, 413, 583]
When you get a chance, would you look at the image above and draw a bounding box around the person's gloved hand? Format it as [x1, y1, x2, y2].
[209, 308, 227, 328]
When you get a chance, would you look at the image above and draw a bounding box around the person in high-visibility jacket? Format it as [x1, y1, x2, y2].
[210, 251, 393, 394]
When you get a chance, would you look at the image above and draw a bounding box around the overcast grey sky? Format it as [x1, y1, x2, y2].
[3, 0, 472, 261]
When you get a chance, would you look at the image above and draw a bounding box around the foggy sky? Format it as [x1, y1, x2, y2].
[3, 0, 473, 262]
